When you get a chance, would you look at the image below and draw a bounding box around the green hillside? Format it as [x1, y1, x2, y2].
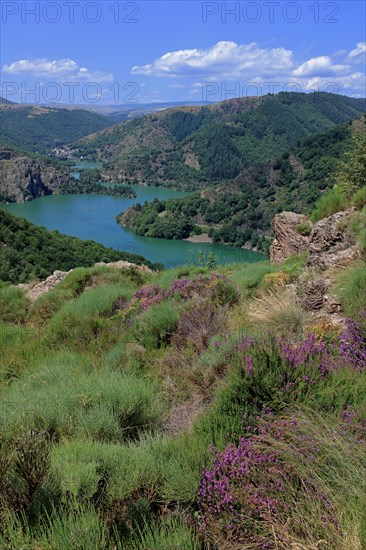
[0, 104, 117, 153]
[118, 118, 363, 252]
[0, 208, 159, 283]
[76, 92, 366, 188]
[1, 91, 366, 549]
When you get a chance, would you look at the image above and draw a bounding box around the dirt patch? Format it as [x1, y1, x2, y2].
[185, 233, 213, 244]
[165, 393, 205, 435]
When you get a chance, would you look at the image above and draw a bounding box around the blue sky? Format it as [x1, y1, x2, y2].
[1, 0, 365, 105]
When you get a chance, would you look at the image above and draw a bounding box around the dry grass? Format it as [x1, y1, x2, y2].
[249, 288, 310, 337]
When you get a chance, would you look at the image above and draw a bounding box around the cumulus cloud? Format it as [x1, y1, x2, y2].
[131, 40, 365, 97]
[131, 41, 294, 79]
[293, 56, 350, 77]
[2, 58, 114, 82]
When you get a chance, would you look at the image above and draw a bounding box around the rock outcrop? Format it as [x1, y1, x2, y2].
[270, 208, 361, 326]
[307, 209, 359, 271]
[0, 147, 71, 202]
[18, 261, 153, 301]
[270, 212, 313, 264]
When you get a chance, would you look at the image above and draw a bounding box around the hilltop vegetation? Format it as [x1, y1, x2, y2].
[76, 92, 366, 188]
[0, 208, 158, 283]
[0, 104, 116, 153]
[57, 169, 136, 198]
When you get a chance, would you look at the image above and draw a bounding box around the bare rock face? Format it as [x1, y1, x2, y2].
[270, 212, 313, 264]
[307, 209, 359, 271]
[0, 150, 71, 202]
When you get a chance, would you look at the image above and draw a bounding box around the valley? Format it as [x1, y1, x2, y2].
[0, 89, 365, 549]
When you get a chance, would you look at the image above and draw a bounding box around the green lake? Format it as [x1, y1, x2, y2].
[6, 183, 266, 268]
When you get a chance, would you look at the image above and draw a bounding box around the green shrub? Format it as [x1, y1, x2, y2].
[0, 286, 29, 323]
[311, 187, 347, 222]
[352, 186, 366, 210]
[1, 351, 163, 442]
[47, 283, 134, 347]
[296, 222, 312, 236]
[132, 301, 180, 349]
[334, 262, 366, 325]
[230, 261, 281, 296]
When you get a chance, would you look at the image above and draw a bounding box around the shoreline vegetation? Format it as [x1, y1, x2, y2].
[58, 168, 136, 199]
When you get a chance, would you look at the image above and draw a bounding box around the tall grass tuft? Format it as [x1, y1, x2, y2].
[120, 516, 202, 550]
[249, 288, 309, 337]
[0, 286, 29, 323]
[0, 503, 109, 549]
[334, 261, 366, 325]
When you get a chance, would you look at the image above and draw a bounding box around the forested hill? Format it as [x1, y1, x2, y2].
[75, 92, 366, 188]
[0, 103, 117, 153]
[118, 116, 365, 252]
[0, 208, 159, 283]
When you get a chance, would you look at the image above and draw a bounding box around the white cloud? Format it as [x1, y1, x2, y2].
[348, 42, 366, 59]
[131, 41, 294, 79]
[2, 58, 114, 83]
[130, 40, 365, 97]
[293, 56, 350, 77]
[303, 72, 365, 92]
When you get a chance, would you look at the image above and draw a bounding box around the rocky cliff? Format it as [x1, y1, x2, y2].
[270, 212, 312, 264]
[270, 208, 361, 324]
[0, 147, 71, 202]
[270, 209, 359, 269]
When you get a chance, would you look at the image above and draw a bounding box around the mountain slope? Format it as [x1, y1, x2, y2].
[119, 117, 364, 251]
[0, 103, 117, 153]
[75, 92, 366, 188]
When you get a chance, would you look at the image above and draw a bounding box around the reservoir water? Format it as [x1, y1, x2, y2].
[6, 185, 266, 268]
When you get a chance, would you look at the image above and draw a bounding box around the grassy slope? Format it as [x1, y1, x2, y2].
[0, 253, 365, 548]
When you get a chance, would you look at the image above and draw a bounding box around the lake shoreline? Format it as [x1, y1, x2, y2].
[5, 183, 266, 268]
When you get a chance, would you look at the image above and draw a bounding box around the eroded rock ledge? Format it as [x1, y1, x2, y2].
[0, 147, 72, 203]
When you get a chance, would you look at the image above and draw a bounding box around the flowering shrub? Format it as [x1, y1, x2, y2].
[113, 273, 238, 324]
[198, 318, 366, 547]
[233, 319, 366, 395]
[133, 284, 165, 311]
[198, 411, 361, 548]
[339, 317, 366, 370]
[276, 332, 334, 378]
[167, 272, 238, 306]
